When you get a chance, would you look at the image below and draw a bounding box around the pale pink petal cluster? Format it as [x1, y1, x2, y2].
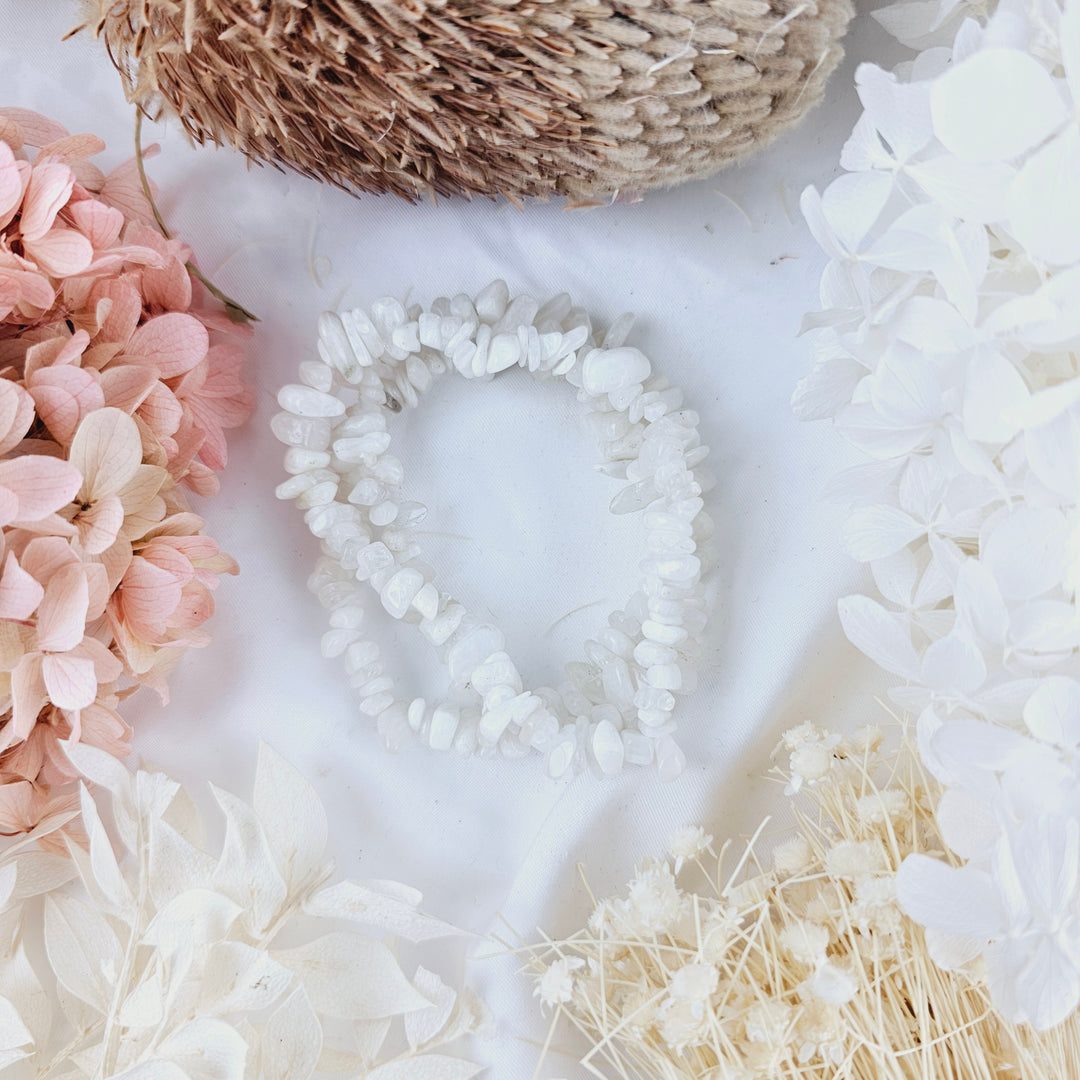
[0, 108, 251, 839]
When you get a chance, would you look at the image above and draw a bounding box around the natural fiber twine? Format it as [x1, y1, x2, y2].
[84, 0, 854, 202]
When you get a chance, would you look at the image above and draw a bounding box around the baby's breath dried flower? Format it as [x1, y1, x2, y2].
[535, 956, 583, 1009]
[825, 840, 886, 881]
[856, 788, 908, 827]
[744, 998, 794, 1045]
[669, 961, 719, 1003]
[626, 860, 683, 935]
[659, 997, 711, 1051]
[808, 963, 857, 1005]
[780, 920, 830, 966]
[851, 875, 903, 936]
[668, 824, 713, 873]
[773, 834, 814, 876]
[528, 724, 1080, 1078]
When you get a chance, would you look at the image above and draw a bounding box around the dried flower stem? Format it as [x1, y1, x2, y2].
[134, 110, 257, 323]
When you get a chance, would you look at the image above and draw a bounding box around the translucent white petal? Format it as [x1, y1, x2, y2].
[852, 63, 934, 163]
[842, 505, 926, 560]
[936, 786, 999, 860]
[820, 171, 896, 253]
[920, 626, 989, 691]
[1022, 677, 1080, 747]
[871, 546, 921, 606]
[837, 594, 921, 678]
[962, 350, 1029, 444]
[981, 506, 1069, 599]
[791, 353, 864, 420]
[1013, 934, 1080, 1030]
[1009, 126, 1080, 266]
[896, 853, 1004, 936]
[908, 154, 1015, 223]
[931, 48, 1066, 162]
[954, 559, 1008, 644]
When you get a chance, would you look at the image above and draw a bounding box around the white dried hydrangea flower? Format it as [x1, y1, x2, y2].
[800, 0, 1080, 1031]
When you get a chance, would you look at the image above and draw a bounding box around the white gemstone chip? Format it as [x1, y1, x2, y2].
[581, 346, 652, 397]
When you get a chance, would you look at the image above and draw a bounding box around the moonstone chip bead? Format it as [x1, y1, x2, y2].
[379, 567, 424, 618]
[447, 625, 505, 686]
[274, 282, 713, 781]
[278, 384, 346, 418]
[429, 704, 459, 751]
[581, 346, 651, 396]
[592, 720, 625, 775]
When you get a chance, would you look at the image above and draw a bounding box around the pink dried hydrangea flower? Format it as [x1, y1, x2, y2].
[0, 107, 252, 839]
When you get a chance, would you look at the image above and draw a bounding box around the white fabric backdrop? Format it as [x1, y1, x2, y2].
[2, 6, 900, 1074]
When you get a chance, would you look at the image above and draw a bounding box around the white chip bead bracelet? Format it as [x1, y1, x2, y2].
[273, 281, 714, 780]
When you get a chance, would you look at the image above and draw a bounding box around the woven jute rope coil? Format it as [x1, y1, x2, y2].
[85, 0, 854, 202]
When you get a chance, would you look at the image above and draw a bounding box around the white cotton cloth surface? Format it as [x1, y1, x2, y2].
[2, 5, 900, 1075]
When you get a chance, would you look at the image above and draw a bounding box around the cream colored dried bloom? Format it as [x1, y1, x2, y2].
[780, 920, 831, 965]
[856, 788, 908, 827]
[773, 833, 814, 876]
[668, 824, 713, 872]
[535, 956, 583, 1009]
[782, 721, 827, 750]
[659, 997, 711, 1051]
[841, 724, 884, 757]
[725, 872, 775, 910]
[744, 998, 794, 1044]
[795, 1002, 846, 1066]
[825, 839, 887, 880]
[805, 891, 846, 926]
[671, 894, 705, 945]
[587, 899, 616, 937]
[669, 961, 719, 1002]
[808, 962, 858, 1005]
[528, 727, 1080, 1079]
[702, 904, 744, 963]
[626, 859, 683, 934]
[851, 875, 903, 936]
[619, 979, 661, 1037]
[782, 722, 841, 794]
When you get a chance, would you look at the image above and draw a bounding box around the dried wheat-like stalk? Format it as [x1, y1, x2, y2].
[76, 0, 853, 202]
[524, 724, 1080, 1078]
